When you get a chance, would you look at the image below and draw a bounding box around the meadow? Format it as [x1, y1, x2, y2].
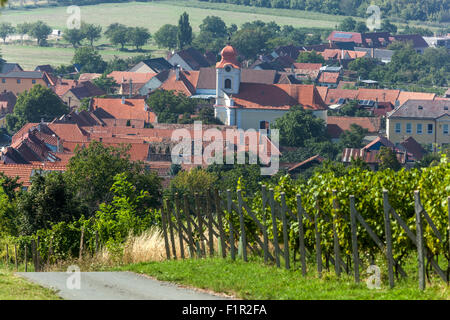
[0, 0, 442, 69]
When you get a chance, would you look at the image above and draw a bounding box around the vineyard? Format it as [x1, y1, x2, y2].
[1, 160, 449, 291]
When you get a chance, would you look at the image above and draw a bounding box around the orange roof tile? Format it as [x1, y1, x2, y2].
[0, 163, 66, 187]
[397, 91, 435, 106]
[325, 88, 359, 104]
[231, 84, 327, 110]
[318, 72, 340, 84]
[92, 97, 156, 123]
[159, 70, 199, 96]
[357, 88, 400, 104]
[107, 71, 156, 84]
[327, 116, 381, 138]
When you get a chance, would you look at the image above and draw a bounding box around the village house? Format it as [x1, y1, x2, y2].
[168, 47, 214, 71]
[386, 99, 450, 147]
[0, 71, 52, 95]
[128, 57, 173, 73]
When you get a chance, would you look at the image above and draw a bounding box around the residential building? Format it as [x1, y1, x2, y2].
[0, 71, 51, 95]
[386, 100, 450, 146]
[168, 47, 213, 71]
[128, 58, 173, 73]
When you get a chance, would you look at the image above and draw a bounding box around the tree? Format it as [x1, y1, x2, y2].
[168, 167, 217, 196]
[192, 31, 226, 54]
[28, 21, 52, 46]
[65, 141, 161, 215]
[81, 23, 102, 46]
[146, 89, 197, 123]
[296, 50, 325, 64]
[377, 147, 401, 171]
[16, 23, 32, 45]
[105, 23, 129, 50]
[63, 28, 85, 47]
[17, 172, 84, 235]
[338, 124, 369, 149]
[72, 46, 107, 73]
[355, 21, 369, 33]
[92, 74, 118, 94]
[271, 105, 327, 147]
[348, 57, 379, 79]
[177, 12, 192, 50]
[0, 23, 15, 43]
[199, 16, 228, 38]
[6, 84, 69, 134]
[377, 19, 397, 34]
[231, 27, 270, 60]
[154, 24, 178, 50]
[129, 27, 151, 51]
[339, 17, 357, 32]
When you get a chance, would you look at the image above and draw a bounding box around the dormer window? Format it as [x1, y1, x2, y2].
[418, 105, 423, 110]
[224, 79, 232, 89]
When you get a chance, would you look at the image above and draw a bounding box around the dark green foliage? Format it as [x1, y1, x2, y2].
[92, 74, 118, 94]
[6, 84, 69, 134]
[27, 21, 52, 46]
[146, 90, 197, 124]
[177, 12, 192, 50]
[377, 146, 402, 171]
[154, 24, 178, 50]
[337, 124, 369, 149]
[129, 27, 151, 50]
[296, 50, 325, 64]
[80, 23, 102, 46]
[63, 28, 85, 47]
[72, 46, 107, 73]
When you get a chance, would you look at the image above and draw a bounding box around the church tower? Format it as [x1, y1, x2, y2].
[216, 44, 241, 104]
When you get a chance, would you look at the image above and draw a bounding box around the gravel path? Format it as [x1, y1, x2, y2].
[17, 272, 230, 300]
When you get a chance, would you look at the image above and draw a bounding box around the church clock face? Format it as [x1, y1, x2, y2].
[225, 65, 232, 72]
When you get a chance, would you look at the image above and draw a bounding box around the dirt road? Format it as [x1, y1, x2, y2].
[18, 272, 230, 300]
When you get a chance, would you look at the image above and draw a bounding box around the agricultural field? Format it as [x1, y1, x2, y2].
[0, 0, 441, 69]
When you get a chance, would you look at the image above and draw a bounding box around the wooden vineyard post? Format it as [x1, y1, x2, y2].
[280, 193, 290, 270]
[261, 185, 269, 263]
[214, 190, 227, 258]
[95, 231, 99, 253]
[383, 190, 395, 289]
[448, 196, 450, 281]
[79, 227, 85, 261]
[269, 188, 280, 268]
[167, 201, 177, 259]
[161, 200, 171, 260]
[414, 191, 426, 291]
[332, 190, 341, 277]
[5, 244, 8, 266]
[31, 239, 38, 272]
[297, 194, 307, 276]
[227, 190, 235, 260]
[174, 194, 185, 259]
[206, 194, 214, 257]
[24, 245, 27, 272]
[314, 198, 322, 278]
[14, 244, 18, 271]
[195, 193, 206, 257]
[183, 195, 195, 258]
[236, 190, 247, 262]
[350, 196, 360, 283]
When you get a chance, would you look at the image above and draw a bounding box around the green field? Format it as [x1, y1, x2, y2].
[0, 1, 445, 70]
[117, 257, 450, 300]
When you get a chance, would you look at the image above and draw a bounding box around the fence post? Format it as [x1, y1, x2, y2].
[227, 190, 235, 260]
[161, 200, 171, 260]
[194, 193, 206, 257]
[332, 190, 341, 277]
[214, 190, 227, 258]
[350, 196, 360, 283]
[167, 201, 177, 259]
[383, 190, 395, 289]
[414, 190, 426, 291]
[31, 239, 38, 272]
[297, 194, 307, 276]
[261, 185, 269, 264]
[236, 190, 247, 262]
[79, 227, 85, 261]
[174, 193, 185, 259]
[14, 244, 18, 271]
[269, 188, 280, 268]
[206, 193, 214, 257]
[95, 231, 99, 253]
[5, 244, 9, 266]
[280, 193, 290, 270]
[24, 245, 27, 272]
[314, 198, 322, 278]
[183, 195, 195, 258]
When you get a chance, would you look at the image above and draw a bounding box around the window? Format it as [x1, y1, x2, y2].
[417, 123, 422, 134]
[443, 124, 449, 135]
[1, 79, 5, 83]
[32, 79, 36, 84]
[406, 123, 412, 134]
[259, 120, 269, 130]
[224, 79, 232, 89]
[427, 123, 433, 134]
[17, 79, 21, 84]
[395, 122, 401, 133]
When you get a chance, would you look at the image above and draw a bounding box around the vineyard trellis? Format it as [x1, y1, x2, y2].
[2, 187, 449, 291]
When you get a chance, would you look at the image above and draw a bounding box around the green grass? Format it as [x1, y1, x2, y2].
[116, 256, 450, 300]
[0, 265, 61, 300]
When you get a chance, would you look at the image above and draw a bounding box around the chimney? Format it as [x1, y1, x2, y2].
[129, 79, 133, 98]
[175, 65, 180, 81]
[121, 96, 125, 104]
[56, 136, 62, 153]
[371, 47, 375, 58]
[341, 49, 344, 60]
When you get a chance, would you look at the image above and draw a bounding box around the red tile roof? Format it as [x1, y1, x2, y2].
[397, 91, 435, 106]
[107, 71, 156, 84]
[159, 70, 199, 96]
[0, 163, 66, 187]
[357, 88, 400, 104]
[318, 72, 340, 84]
[92, 98, 156, 123]
[324, 89, 359, 104]
[327, 116, 381, 139]
[287, 155, 324, 172]
[231, 84, 327, 110]
[292, 63, 322, 70]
